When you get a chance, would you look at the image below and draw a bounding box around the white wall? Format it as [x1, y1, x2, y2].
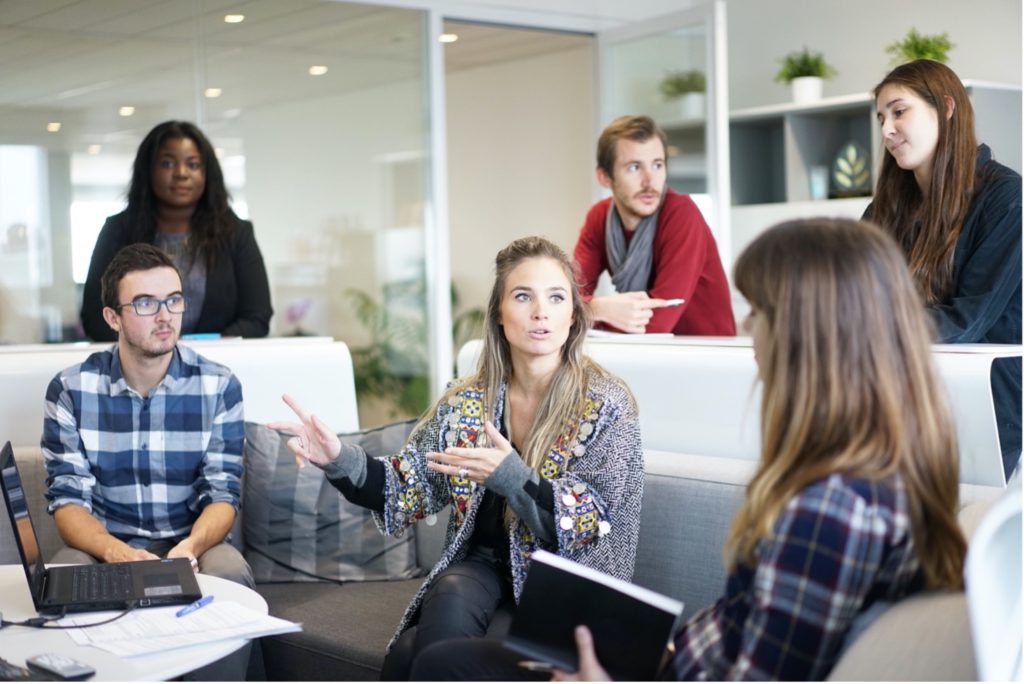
[726, 0, 1022, 110]
[446, 44, 595, 316]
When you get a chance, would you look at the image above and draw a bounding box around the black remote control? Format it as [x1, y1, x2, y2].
[0, 657, 45, 681]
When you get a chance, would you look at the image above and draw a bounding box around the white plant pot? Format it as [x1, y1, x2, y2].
[676, 92, 706, 120]
[791, 76, 823, 104]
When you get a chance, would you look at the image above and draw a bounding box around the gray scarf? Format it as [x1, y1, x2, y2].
[605, 191, 664, 293]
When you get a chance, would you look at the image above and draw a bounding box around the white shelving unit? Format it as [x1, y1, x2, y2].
[729, 92, 878, 206]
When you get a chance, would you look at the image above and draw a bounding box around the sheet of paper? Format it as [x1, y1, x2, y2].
[59, 601, 301, 657]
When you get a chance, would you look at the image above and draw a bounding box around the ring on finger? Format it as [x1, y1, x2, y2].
[457, 467, 468, 479]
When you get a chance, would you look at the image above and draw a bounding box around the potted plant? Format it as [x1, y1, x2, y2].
[774, 47, 837, 104]
[886, 29, 953, 65]
[659, 69, 706, 120]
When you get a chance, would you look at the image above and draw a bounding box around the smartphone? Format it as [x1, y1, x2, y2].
[26, 654, 96, 681]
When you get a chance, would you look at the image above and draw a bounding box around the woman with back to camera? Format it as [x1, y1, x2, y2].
[271, 236, 644, 680]
[424, 219, 967, 681]
[81, 120, 272, 341]
[866, 59, 1022, 479]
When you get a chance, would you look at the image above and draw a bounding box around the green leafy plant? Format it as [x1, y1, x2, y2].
[774, 47, 837, 83]
[345, 282, 485, 420]
[345, 284, 429, 418]
[886, 29, 953, 65]
[659, 70, 706, 100]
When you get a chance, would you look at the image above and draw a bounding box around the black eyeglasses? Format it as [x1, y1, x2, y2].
[116, 294, 187, 316]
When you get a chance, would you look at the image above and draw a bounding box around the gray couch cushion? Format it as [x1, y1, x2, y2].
[257, 578, 424, 680]
[243, 420, 420, 583]
[636, 451, 750, 620]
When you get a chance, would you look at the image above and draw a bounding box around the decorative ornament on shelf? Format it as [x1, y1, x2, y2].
[886, 28, 954, 66]
[284, 297, 315, 336]
[774, 47, 837, 104]
[658, 69, 706, 120]
[831, 142, 872, 198]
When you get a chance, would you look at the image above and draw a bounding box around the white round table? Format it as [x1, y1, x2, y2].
[0, 565, 267, 681]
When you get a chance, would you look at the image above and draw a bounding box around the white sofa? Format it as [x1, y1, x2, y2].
[458, 336, 1017, 493]
[0, 336, 359, 448]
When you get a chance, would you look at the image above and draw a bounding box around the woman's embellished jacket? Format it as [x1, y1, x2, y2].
[372, 365, 644, 649]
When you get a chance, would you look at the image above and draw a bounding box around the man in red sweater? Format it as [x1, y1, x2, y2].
[573, 115, 735, 335]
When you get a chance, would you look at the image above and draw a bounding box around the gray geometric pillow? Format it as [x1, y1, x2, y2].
[242, 419, 420, 583]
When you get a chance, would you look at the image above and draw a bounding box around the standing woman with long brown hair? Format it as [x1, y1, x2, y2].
[555, 218, 967, 681]
[866, 59, 1021, 479]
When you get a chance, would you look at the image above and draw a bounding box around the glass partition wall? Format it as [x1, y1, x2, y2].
[597, 3, 729, 264]
[0, 0, 435, 423]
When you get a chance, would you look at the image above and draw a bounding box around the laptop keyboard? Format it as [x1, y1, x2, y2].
[70, 564, 133, 602]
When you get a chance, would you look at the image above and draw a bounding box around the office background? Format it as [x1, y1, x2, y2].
[0, 0, 1019, 422]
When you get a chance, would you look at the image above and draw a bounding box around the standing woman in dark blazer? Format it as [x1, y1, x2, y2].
[81, 120, 272, 340]
[865, 59, 1022, 479]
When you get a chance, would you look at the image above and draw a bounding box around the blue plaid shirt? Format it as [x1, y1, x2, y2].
[41, 344, 244, 546]
[667, 473, 925, 680]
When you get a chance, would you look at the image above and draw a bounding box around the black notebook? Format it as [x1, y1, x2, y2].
[504, 549, 684, 680]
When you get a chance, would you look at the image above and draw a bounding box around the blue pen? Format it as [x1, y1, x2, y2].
[176, 595, 214, 617]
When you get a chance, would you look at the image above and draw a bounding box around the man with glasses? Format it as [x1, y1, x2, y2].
[40, 243, 252, 588]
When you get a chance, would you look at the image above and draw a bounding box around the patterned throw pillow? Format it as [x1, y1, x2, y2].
[242, 419, 420, 583]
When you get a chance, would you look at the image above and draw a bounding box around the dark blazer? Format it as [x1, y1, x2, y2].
[81, 211, 273, 341]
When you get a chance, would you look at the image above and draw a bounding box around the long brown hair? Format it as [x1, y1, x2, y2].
[729, 218, 965, 589]
[871, 59, 977, 304]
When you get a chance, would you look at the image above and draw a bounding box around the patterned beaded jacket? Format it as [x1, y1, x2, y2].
[373, 365, 644, 650]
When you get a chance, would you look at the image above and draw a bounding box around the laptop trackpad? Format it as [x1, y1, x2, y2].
[143, 573, 183, 596]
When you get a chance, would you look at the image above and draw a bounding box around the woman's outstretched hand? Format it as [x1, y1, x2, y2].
[267, 393, 341, 467]
[551, 626, 612, 681]
[426, 420, 511, 483]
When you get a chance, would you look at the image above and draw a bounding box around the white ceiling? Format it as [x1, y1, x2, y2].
[0, 0, 611, 156]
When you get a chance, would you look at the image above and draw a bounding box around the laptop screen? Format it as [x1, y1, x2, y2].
[0, 441, 47, 601]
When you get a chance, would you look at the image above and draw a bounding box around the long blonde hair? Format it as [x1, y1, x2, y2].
[729, 218, 965, 589]
[443, 236, 596, 471]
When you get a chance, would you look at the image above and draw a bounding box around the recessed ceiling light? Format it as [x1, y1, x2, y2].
[224, 14, 244, 23]
[204, 87, 223, 98]
[309, 65, 328, 76]
[438, 33, 458, 43]
[215, 147, 225, 157]
[46, 122, 61, 133]
[119, 106, 135, 117]
[88, 144, 102, 155]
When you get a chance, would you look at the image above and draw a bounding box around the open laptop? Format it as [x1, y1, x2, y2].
[0, 440, 202, 614]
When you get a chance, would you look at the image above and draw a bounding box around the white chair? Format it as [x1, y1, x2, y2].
[965, 485, 1022, 681]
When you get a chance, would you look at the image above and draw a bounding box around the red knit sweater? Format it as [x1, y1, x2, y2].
[573, 189, 736, 335]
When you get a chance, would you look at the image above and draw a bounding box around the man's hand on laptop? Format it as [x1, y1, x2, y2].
[167, 541, 200, 573]
[104, 542, 159, 564]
